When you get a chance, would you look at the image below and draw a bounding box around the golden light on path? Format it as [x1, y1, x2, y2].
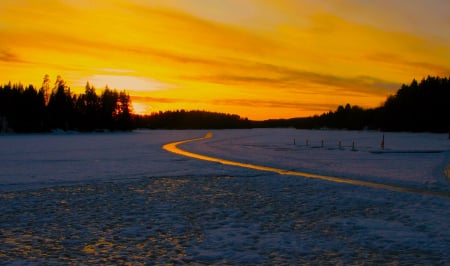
[163, 133, 450, 199]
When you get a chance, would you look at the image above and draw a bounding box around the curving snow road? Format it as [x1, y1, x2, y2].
[163, 133, 450, 199]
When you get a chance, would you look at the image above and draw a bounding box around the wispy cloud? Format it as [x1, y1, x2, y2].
[187, 60, 400, 97]
[0, 0, 449, 119]
[0, 50, 25, 63]
[212, 98, 336, 111]
[366, 53, 450, 77]
[129, 96, 186, 104]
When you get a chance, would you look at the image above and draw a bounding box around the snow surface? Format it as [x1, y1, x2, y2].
[1, 129, 449, 264]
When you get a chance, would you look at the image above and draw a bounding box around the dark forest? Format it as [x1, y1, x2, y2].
[0, 76, 132, 132]
[292, 76, 450, 132]
[0, 75, 449, 133]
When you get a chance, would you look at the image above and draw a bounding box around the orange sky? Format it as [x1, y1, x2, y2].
[1, 0, 449, 120]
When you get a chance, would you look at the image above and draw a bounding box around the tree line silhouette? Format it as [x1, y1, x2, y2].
[134, 110, 251, 129]
[293, 76, 450, 132]
[0, 76, 132, 132]
[1, 75, 449, 133]
[0, 75, 250, 132]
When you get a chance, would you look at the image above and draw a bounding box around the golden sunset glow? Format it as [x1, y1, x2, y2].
[1, 0, 449, 119]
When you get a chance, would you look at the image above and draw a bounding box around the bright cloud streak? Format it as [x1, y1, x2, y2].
[1, 0, 449, 119]
[77, 74, 170, 92]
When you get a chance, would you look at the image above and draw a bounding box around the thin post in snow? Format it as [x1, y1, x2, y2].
[381, 134, 385, 150]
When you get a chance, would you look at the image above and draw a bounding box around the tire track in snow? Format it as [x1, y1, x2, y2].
[163, 133, 450, 199]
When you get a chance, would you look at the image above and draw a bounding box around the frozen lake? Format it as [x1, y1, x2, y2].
[1, 129, 450, 264]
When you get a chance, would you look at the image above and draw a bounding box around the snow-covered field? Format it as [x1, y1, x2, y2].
[1, 129, 449, 265]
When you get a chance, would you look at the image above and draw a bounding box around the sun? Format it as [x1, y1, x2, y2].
[132, 101, 153, 115]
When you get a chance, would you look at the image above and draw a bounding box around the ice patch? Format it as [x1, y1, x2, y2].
[1, 129, 450, 264]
